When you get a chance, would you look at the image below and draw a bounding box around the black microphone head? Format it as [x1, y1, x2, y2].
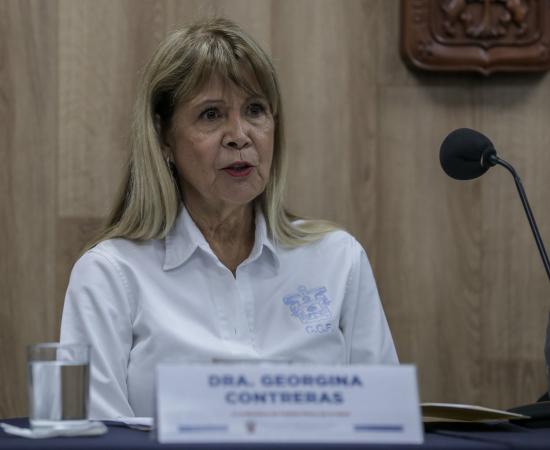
[440, 128, 497, 180]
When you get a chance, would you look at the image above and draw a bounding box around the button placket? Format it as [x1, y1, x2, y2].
[215, 268, 251, 349]
[209, 264, 232, 341]
[235, 267, 256, 350]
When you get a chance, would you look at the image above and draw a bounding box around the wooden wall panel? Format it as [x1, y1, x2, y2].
[478, 81, 550, 406]
[0, 0, 58, 417]
[58, 0, 146, 217]
[377, 86, 483, 405]
[0, 0, 14, 415]
[273, 0, 379, 248]
[163, 0, 273, 50]
[1, 0, 550, 418]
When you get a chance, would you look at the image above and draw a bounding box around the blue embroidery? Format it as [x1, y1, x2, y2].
[283, 285, 332, 324]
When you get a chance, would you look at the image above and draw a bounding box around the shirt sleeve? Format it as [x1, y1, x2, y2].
[60, 248, 135, 419]
[341, 238, 399, 364]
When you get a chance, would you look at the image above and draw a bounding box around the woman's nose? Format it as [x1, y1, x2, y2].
[222, 115, 251, 150]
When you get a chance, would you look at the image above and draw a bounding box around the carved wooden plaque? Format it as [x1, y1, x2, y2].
[401, 0, 550, 75]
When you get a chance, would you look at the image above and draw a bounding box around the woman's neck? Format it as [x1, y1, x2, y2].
[185, 201, 255, 275]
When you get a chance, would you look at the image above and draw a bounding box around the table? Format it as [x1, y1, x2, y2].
[1, 418, 549, 450]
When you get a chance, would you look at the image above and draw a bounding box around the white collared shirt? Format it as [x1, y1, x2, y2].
[60, 207, 398, 419]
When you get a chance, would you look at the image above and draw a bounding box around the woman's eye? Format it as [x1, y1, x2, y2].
[199, 107, 221, 121]
[247, 102, 266, 117]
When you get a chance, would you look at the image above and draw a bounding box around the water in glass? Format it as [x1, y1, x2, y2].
[28, 360, 89, 429]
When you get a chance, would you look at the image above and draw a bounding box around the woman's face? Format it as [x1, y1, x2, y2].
[166, 74, 274, 214]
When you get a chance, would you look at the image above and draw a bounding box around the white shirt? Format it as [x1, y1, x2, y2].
[60, 206, 398, 419]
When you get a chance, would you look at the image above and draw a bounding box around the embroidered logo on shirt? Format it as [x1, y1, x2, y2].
[283, 285, 334, 334]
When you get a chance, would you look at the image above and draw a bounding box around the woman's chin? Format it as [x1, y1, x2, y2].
[218, 194, 260, 208]
[216, 185, 265, 207]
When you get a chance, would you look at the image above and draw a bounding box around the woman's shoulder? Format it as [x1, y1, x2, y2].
[317, 229, 365, 257]
[74, 237, 163, 272]
[287, 221, 363, 255]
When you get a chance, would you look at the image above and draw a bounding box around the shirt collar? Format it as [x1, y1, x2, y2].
[163, 204, 279, 271]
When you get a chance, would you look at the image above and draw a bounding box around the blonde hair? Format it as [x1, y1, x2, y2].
[87, 18, 337, 250]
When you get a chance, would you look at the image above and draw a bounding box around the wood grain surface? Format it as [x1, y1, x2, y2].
[1, 0, 549, 417]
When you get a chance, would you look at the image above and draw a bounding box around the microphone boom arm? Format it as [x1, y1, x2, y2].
[442, 128, 550, 402]
[489, 154, 550, 284]
[490, 153, 550, 403]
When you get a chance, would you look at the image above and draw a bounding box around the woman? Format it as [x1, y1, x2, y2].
[60, 18, 398, 419]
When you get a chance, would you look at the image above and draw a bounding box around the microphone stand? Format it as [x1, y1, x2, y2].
[489, 154, 550, 398]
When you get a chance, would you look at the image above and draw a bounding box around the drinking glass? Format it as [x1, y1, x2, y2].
[27, 342, 90, 429]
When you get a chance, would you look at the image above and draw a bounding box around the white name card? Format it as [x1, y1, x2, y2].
[156, 364, 423, 444]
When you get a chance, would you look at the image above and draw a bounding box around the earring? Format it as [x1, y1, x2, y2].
[165, 156, 176, 176]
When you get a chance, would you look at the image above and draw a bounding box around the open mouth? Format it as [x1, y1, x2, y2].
[223, 162, 254, 177]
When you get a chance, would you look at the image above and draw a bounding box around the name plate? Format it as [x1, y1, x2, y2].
[156, 364, 423, 444]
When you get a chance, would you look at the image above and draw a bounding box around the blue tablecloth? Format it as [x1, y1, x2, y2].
[1, 418, 548, 450]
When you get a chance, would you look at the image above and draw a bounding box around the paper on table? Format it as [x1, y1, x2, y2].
[0, 421, 108, 439]
[421, 403, 529, 422]
[111, 417, 154, 431]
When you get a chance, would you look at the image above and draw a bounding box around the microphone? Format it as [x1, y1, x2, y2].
[439, 128, 497, 180]
[440, 128, 550, 407]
